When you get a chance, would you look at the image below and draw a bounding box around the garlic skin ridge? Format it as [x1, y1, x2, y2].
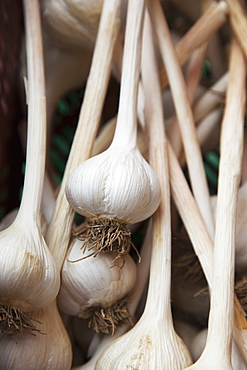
[0, 220, 60, 312]
[58, 237, 137, 318]
[66, 146, 161, 225]
[95, 318, 192, 369]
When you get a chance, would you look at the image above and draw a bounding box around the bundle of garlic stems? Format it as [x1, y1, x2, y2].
[58, 0, 161, 336]
[3, 0, 247, 368]
[95, 12, 192, 369]
[183, 37, 246, 370]
[0, 0, 72, 369]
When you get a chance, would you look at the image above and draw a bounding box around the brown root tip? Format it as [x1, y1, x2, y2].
[81, 299, 133, 335]
[0, 306, 42, 335]
[73, 218, 140, 263]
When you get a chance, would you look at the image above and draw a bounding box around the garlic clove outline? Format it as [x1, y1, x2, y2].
[58, 237, 137, 334]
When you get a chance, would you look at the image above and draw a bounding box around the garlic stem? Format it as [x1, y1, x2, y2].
[159, 1, 228, 89]
[45, 0, 122, 269]
[141, 11, 192, 365]
[169, 43, 208, 159]
[149, 0, 215, 240]
[225, 0, 247, 60]
[17, 0, 46, 225]
[185, 38, 246, 370]
[167, 140, 247, 364]
[95, 13, 192, 369]
[0, 0, 59, 337]
[193, 72, 229, 124]
[110, 0, 145, 149]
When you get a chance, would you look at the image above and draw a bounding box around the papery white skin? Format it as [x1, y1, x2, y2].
[58, 237, 137, 317]
[0, 219, 59, 312]
[95, 318, 192, 369]
[0, 301, 72, 370]
[66, 146, 161, 225]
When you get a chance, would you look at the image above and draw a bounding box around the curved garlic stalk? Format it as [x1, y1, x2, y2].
[0, 300, 72, 370]
[190, 328, 247, 370]
[57, 237, 137, 334]
[95, 12, 192, 369]
[211, 181, 247, 275]
[184, 39, 246, 370]
[66, 0, 160, 260]
[0, 0, 59, 335]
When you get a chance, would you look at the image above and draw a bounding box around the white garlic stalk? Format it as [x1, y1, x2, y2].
[66, 0, 160, 260]
[0, 300, 72, 370]
[95, 12, 192, 369]
[58, 237, 137, 334]
[211, 181, 247, 275]
[190, 328, 247, 370]
[0, 0, 59, 334]
[184, 39, 246, 370]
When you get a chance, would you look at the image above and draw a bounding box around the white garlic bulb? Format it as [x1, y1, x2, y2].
[58, 237, 137, 334]
[0, 301, 72, 370]
[0, 219, 59, 315]
[66, 145, 161, 225]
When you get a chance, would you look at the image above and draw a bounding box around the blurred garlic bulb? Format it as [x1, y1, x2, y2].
[42, 0, 104, 50]
[58, 237, 137, 334]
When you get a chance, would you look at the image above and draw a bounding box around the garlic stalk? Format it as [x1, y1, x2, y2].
[57, 237, 137, 334]
[95, 12, 192, 369]
[0, 0, 59, 335]
[159, 1, 228, 89]
[45, 0, 122, 270]
[193, 72, 229, 124]
[184, 38, 246, 370]
[65, 0, 160, 260]
[149, 0, 215, 241]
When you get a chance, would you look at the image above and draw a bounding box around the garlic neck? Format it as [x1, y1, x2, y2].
[111, 0, 145, 149]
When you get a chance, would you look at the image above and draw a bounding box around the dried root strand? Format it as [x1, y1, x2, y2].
[173, 251, 206, 285]
[73, 217, 140, 264]
[81, 299, 133, 335]
[0, 306, 42, 335]
[235, 279, 247, 312]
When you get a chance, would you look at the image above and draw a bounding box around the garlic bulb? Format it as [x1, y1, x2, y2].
[58, 237, 137, 334]
[0, 220, 59, 316]
[0, 0, 59, 335]
[65, 0, 160, 260]
[96, 9, 192, 369]
[0, 301, 72, 370]
[66, 146, 160, 225]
